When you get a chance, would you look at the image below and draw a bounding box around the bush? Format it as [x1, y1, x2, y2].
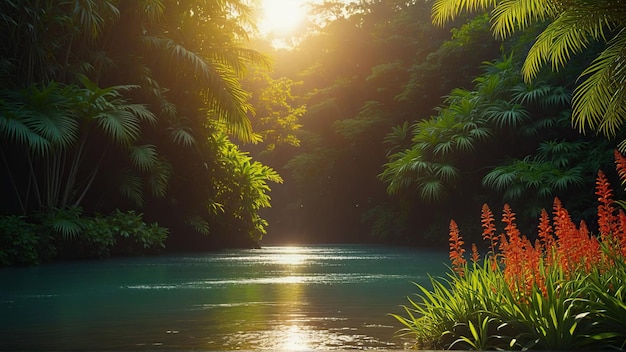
[75, 209, 168, 258]
[1, 208, 168, 265]
[394, 151, 626, 350]
[94, 209, 168, 256]
[0, 215, 44, 266]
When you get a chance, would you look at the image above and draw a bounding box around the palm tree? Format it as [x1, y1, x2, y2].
[0, 80, 158, 213]
[432, 0, 626, 146]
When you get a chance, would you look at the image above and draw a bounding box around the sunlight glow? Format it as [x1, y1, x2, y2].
[258, 0, 306, 36]
[280, 325, 312, 350]
[275, 252, 307, 265]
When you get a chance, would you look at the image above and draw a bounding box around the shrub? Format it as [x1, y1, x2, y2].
[394, 151, 626, 350]
[78, 210, 168, 258]
[0, 215, 41, 266]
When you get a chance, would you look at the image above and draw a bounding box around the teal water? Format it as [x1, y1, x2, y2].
[0, 245, 447, 350]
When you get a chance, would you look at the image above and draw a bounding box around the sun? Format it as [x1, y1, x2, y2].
[258, 0, 306, 36]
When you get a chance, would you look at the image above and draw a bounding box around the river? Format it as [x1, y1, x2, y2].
[0, 245, 448, 350]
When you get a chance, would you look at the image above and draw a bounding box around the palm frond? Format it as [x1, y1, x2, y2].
[573, 28, 626, 137]
[551, 167, 585, 190]
[118, 168, 145, 206]
[511, 81, 551, 105]
[96, 110, 141, 145]
[0, 112, 50, 155]
[208, 47, 272, 76]
[168, 123, 196, 147]
[41, 206, 84, 241]
[419, 178, 446, 203]
[482, 165, 518, 191]
[491, 0, 559, 39]
[0, 83, 82, 155]
[146, 158, 171, 198]
[185, 216, 210, 235]
[203, 62, 255, 142]
[431, 0, 497, 26]
[121, 103, 157, 125]
[435, 163, 461, 182]
[522, 7, 613, 80]
[433, 140, 455, 156]
[384, 122, 411, 146]
[484, 100, 529, 128]
[130, 145, 158, 172]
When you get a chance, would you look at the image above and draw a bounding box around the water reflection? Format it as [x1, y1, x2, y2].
[207, 246, 400, 350]
[271, 246, 309, 266]
[0, 245, 448, 350]
[278, 325, 311, 350]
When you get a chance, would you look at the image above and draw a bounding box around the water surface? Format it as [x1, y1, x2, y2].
[0, 245, 447, 350]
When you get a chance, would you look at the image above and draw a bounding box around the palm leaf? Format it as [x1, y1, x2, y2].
[522, 7, 612, 80]
[96, 109, 141, 145]
[482, 165, 518, 191]
[168, 123, 196, 147]
[542, 86, 571, 107]
[511, 81, 552, 105]
[130, 144, 158, 172]
[431, 0, 497, 26]
[185, 216, 210, 235]
[491, 0, 559, 39]
[573, 28, 626, 137]
[118, 168, 145, 206]
[121, 103, 157, 125]
[0, 83, 81, 155]
[420, 178, 446, 203]
[435, 163, 461, 182]
[146, 158, 171, 198]
[202, 61, 255, 142]
[484, 100, 529, 128]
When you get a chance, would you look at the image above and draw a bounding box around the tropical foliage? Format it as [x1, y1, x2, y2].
[3, 0, 623, 259]
[0, 0, 290, 265]
[432, 0, 626, 144]
[378, 51, 613, 241]
[242, 67, 305, 153]
[393, 152, 626, 350]
[264, 0, 503, 243]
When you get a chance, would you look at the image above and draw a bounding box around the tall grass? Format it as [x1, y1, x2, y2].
[393, 151, 626, 350]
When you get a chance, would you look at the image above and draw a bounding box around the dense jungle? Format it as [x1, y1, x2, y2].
[1, 0, 625, 266]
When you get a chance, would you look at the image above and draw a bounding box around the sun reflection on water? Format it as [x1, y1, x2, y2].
[272, 247, 308, 266]
[280, 325, 312, 350]
[205, 246, 408, 350]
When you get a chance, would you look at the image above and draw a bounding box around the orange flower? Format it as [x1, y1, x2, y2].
[596, 170, 617, 242]
[453, 153, 626, 307]
[537, 208, 555, 267]
[553, 197, 579, 277]
[449, 219, 466, 276]
[501, 204, 525, 299]
[481, 204, 498, 254]
[471, 243, 480, 264]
